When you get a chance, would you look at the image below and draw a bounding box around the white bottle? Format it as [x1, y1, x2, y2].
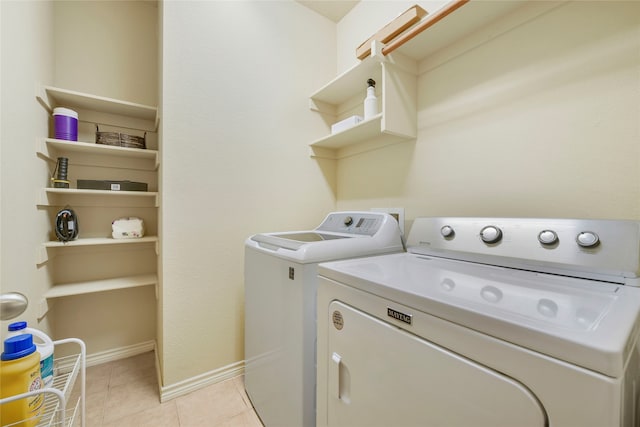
[364, 78, 378, 120]
[7, 321, 54, 388]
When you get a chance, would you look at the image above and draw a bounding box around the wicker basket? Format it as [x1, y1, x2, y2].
[96, 125, 146, 149]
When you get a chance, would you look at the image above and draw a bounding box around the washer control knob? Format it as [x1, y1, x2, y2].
[538, 230, 558, 245]
[344, 216, 353, 226]
[480, 226, 502, 244]
[440, 225, 455, 238]
[576, 231, 599, 248]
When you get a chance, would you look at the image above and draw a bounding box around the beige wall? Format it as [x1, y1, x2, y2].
[1, 1, 55, 333]
[53, 1, 158, 106]
[335, 1, 640, 231]
[159, 1, 336, 386]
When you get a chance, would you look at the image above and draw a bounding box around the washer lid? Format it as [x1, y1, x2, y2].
[245, 212, 404, 263]
[318, 253, 640, 377]
[267, 232, 352, 243]
[251, 232, 354, 251]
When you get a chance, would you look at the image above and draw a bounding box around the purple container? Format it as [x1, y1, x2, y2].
[53, 107, 78, 141]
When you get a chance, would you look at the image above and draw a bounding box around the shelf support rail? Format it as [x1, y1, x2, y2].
[0, 388, 66, 426]
[53, 337, 86, 427]
[382, 0, 470, 56]
[0, 337, 88, 427]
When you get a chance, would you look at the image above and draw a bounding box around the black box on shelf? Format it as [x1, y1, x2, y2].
[77, 180, 148, 192]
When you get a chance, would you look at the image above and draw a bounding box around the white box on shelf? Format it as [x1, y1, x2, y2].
[331, 115, 363, 134]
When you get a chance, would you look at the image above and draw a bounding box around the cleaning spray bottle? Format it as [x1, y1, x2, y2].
[7, 322, 54, 388]
[364, 78, 378, 120]
[0, 334, 44, 427]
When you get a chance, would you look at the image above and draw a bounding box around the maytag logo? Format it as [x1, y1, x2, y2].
[387, 307, 412, 325]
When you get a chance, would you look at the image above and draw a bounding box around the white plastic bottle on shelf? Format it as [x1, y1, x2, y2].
[7, 322, 54, 388]
[364, 78, 378, 120]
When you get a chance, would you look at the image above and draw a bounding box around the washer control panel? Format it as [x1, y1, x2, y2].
[408, 217, 640, 284]
[317, 212, 394, 236]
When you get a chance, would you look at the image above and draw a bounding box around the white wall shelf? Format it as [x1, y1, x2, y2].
[388, 0, 528, 64]
[308, 42, 417, 159]
[38, 138, 159, 170]
[42, 236, 158, 249]
[44, 274, 157, 299]
[39, 188, 159, 208]
[37, 237, 158, 265]
[310, 54, 383, 109]
[37, 85, 158, 131]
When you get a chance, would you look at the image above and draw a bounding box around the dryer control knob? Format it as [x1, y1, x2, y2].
[440, 225, 455, 238]
[538, 230, 558, 245]
[576, 231, 599, 248]
[344, 216, 354, 226]
[480, 226, 502, 244]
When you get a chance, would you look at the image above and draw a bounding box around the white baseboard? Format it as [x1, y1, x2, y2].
[84, 340, 245, 403]
[86, 340, 156, 367]
[159, 360, 245, 402]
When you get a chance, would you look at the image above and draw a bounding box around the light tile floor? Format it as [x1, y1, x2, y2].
[78, 351, 263, 426]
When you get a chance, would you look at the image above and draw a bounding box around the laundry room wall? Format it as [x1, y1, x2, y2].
[160, 1, 336, 388]
[53, 1, 158, 107]
[334, 1, 640, 230]
[0, 1, 55, 333]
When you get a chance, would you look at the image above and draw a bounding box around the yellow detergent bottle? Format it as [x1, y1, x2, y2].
[0, 334, 44, 427]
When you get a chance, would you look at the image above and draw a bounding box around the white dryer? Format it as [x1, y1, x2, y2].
[244, 211, 403, 427]
[317, 217, 640, 427]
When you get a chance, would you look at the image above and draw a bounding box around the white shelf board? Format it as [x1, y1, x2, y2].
[44, 274, 157, 298]
[310, 114, 383, 149]
[42, 138, 157, 161]
[41, 86, 157, 122]
[310, 55, 383, 106]
[42, 236, 158, 248]
[43, 188, 158, 198]
[393, 0, 527, 61]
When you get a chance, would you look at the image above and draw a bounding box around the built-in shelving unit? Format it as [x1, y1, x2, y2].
[36, 85, 159, 301]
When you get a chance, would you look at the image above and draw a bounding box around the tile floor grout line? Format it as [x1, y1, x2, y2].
[83, 351, 263, 426]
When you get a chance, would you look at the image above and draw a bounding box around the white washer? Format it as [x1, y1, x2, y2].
[244, 211, 403, 427]
[317, 217, 640, 427]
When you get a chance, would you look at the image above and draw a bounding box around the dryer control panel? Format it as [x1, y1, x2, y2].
[407, 217, 640, 285]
